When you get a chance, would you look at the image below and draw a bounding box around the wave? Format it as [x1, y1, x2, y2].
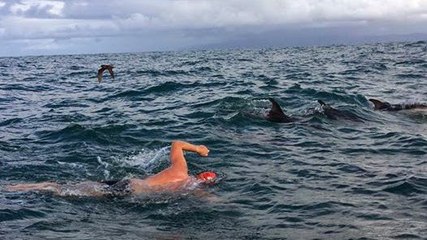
[381, 176, 427, 196]
[403, 41, 427, 47]
[0, 117, 22, 127]
[395, 59, 426, 65]
[0, 83, 52, 92]
[135, 69, 190, 77]
[284, 84, 368, 105]
[0, 208, 45, 222]
[395, 73, 425, 79]
[35, 123, 137, 144]
[66, 70, 94, 77]
[1, 42, 427, 239]
[143, 81, 198, 94]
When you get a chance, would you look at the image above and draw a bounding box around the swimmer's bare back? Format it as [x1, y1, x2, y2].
[6, 141, 210, 196]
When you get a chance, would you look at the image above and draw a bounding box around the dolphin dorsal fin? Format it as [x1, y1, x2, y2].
[317, 99, 333, 109]
[269, 98, 285, 114]
[317, 100, 326, 106]
[267, 98, 292, 123]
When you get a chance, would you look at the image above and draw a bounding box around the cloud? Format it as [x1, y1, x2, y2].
[2, 0, 427, 39]
[104, 0, 427, 29]
[10, 0, 64, 17]
[0, 0, 427, 56]
[1, 16, 117, 40]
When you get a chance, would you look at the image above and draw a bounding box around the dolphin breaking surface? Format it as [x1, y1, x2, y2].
[266, 98, 295, 123]
[369, 98, 427, 112]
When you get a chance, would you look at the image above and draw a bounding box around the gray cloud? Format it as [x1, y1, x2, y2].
[1, 0, 427, 56]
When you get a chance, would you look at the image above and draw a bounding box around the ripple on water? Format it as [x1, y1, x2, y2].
[0, 208, 46, 221]
[1, 42, 426, 239]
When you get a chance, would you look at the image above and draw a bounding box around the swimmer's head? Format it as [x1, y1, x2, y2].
[196, 171, 217, 184]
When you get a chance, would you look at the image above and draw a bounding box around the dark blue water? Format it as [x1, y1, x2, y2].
[1, 41, 426, 239]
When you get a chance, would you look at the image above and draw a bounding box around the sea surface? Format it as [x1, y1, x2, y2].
[1, 41, 426, 239]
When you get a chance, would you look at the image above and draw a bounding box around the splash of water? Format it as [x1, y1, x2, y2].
[117, 147, 170, 173]
[97, 156, 110, 179]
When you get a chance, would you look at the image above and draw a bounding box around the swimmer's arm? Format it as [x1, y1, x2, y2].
[171, 140, 209, 156]
[169, 140, 209, 170]
[6, 182, 61, 194]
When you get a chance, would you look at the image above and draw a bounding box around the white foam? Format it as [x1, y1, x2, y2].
[57, 161, 85, 169]
[96, 156, 110, 179]
[119, 147, 170, 173]
[58, 182, 107, 197]
[97, 156, 109, 168]
[57, 161, 91, 176]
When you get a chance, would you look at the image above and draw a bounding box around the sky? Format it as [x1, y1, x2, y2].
[0, 0, 427, 56]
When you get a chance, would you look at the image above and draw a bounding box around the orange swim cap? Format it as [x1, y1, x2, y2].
[196, 171, 217, 183]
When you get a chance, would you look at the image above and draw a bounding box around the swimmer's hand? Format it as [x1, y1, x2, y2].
[197, 145, 209, 157]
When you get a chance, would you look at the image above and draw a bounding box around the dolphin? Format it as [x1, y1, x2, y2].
[266, 98, 295, 123]
[97, 64, 115, 83]
[317, 100, 364, 122]
[369, 98, 427, 111]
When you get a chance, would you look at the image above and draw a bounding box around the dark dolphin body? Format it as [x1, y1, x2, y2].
[369, 98, 427, 111]
[317, 100, 364, 122]
[266, 98, 295, 123]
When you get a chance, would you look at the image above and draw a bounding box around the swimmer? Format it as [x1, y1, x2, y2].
[97, 64, 114, 83]
[6, 140, 217, 197]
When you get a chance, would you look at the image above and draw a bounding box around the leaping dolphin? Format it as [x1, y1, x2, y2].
[266, 98, 295, 123]
[369, 98, 427, 111]
[317, 100, 364, 122]
[97, 64, 115, 83]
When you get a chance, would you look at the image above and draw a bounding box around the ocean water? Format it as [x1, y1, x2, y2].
[0, 41, 426, 239]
